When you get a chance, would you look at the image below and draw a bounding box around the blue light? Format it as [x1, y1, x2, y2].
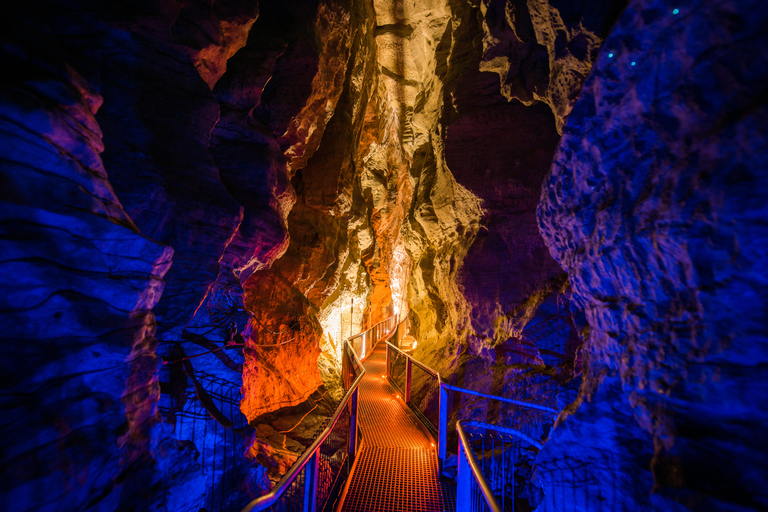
[673, 8, 679, 14]
[608, 53, 614, 58]
[631, 61, 636, 66]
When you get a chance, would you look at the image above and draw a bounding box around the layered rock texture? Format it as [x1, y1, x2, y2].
[2, 0, 767, 510]
[537, 1, 768, 510]
[403, 0, 624, 438]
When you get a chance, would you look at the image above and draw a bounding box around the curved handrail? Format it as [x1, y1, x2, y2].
[241, 312, 401, 512]
[385, 342, 555, 414]
[241, 346, 366, 512]
[457, 419, 502, 512]
[347, 312, 399, 342]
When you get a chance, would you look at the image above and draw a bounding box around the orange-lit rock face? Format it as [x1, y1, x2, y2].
[240, 0, 380, 416]
[242, 272, 323, 420]
[356, 90, 413, 326]
[173, 0, 260, 89]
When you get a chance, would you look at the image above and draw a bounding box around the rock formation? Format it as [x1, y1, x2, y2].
[537, 0, 768, 510]
[1, 0, 766, 510]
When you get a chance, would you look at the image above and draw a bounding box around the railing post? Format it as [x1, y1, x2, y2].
[342, 346, 350, 391]
[386, 343, 391, 378]
[302, 451, 319, 512]
[456, 435, 470, 511]
[438, 382, 448, 469]
[405, 358, 412, 404]
[349, 387, 359, 458]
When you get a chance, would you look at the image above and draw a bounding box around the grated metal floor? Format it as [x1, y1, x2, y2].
[340, 343, 444, 512]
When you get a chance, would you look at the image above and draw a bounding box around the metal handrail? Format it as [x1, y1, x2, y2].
[241, 347, 365, 512]
[385, 342, 555, 413]
[459, 420, 547, 511]
[384, 338, 559, 493]
[241, 312, 401, 512]
[347, 313, 398, 342]
[441, 383, 558, 414]
[456, 420, 502, 512]
[347, 313, 399, 361]
[386, 342, 440, 376]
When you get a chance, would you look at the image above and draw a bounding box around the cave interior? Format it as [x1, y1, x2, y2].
[1, 0, 767, 511]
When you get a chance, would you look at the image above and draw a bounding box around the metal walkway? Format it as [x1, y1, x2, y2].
[240, 314, 556, 512]
[339, 342, 444, 512]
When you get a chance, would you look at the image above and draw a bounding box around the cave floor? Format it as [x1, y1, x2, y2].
[339, 343, 445, 512]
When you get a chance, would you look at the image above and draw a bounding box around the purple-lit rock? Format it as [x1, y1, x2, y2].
[537, 0, 768, 509]
[0, 22, 180, 511]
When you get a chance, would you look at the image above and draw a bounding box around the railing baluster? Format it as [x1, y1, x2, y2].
[405, 358, 412, 404]
[349, 387, 359, 459]
[457, 421, 502, 512]
[438, 382, 448, 469]
[302, 450, 319, 512]
[457, 434, 471, 511]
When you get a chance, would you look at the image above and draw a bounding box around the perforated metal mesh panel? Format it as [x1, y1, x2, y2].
[340, 343, 445, 512]
[342, 447, 443, 512]
[441, 479, 458, 512]
[359, 349, 427, 448]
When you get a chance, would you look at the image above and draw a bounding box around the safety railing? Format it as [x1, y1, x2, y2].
[241, 313, 400, 512]
[159, 368, 252, 512]
[348, 313, 399, 361]
[457, 420, 501, 512]
[386, 345, 440, 434]
[385, 342, 557, 464]
[385, 342, 558, 510]
[459, 420, 544, 512]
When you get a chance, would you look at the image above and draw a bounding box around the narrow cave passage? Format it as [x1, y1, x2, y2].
[1, 0, 767, 512]
[340, 343, 442, 512]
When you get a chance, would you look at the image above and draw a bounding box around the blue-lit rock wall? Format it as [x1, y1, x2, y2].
[0, 0, 289, 510]
[0, 13, 188, 510]
[537, 0, 768, 510]
[0, 0, 385, 509]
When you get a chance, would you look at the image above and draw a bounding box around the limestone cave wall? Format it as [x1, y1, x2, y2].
[400, 0, 626, 439]
[537, 0, 768, 510]
[1, 0, 766, 510]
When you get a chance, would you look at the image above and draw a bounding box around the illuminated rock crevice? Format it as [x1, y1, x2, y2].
[401, 0, 623, 398]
